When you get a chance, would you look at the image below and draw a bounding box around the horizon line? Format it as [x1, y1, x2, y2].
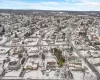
[0, 9, 100, 12]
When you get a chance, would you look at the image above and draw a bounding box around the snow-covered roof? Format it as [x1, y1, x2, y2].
[4, 68, 22, 77]
[24, 58, 38, 68]
[9, 57, 19, 62]
[45, 57, 57, 63]
[28, 47, 38, 53]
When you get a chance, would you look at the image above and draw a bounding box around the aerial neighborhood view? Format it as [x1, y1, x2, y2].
[0, 0, 100, 80]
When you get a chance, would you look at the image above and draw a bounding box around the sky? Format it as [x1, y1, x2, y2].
[0, 0, 100, 11]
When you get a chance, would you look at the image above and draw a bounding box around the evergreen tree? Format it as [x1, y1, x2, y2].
[15, 33, 18, 38]
[18, 53, 23, 59]
[42, 53, 45, 60]
[2, 26, 5, 33]
[0, 24, 2, 27]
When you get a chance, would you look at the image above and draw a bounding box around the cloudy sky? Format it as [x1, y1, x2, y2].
[0, 0, 100, 11]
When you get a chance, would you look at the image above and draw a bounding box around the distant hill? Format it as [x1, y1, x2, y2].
[0, 9, 100, 17]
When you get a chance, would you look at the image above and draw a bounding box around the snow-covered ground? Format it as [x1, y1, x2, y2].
[55, 41, 66, 45]
[88, 58, 100, 64]
[79, 51, 88, 57]
[96, 66, 100, 71]
[24, 67, 60, 79]
[4, 68, 22, 77]
[0, 36, 7, 44]
[41, 41, 48, 45]
[72, 71, 97, 80]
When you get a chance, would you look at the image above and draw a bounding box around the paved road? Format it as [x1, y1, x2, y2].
[1, 43, 69, 47]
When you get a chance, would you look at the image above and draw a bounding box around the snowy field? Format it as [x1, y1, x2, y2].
[4, 68, 22, 77]
[0, 36, 7, 44]
[24, 67, 60, 79]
